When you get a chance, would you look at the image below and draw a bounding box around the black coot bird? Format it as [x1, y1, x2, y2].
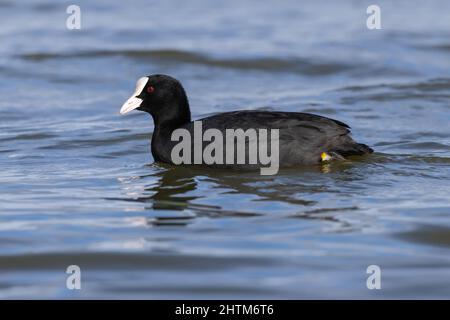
[120, 74, 373, 170]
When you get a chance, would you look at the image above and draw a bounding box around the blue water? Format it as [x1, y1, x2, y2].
[0, 0, 449, 298]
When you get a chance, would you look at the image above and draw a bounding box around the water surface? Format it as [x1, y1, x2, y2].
[0, 0, 450, 298]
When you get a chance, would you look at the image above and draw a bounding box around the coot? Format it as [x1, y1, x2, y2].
[120, 74, 372, 171]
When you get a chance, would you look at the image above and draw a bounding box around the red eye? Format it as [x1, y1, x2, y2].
[147, 86, 155, 93]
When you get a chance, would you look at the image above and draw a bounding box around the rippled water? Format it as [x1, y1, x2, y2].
[1, 0, 450, 298]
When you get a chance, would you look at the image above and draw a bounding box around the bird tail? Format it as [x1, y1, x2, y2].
[330, 143, 373, 158]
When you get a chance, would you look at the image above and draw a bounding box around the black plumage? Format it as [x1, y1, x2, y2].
[120, 74, 373, 168]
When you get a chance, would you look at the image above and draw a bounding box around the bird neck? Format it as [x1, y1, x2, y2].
[150, 100, 191, 162]
[152, 100, 191, 131]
